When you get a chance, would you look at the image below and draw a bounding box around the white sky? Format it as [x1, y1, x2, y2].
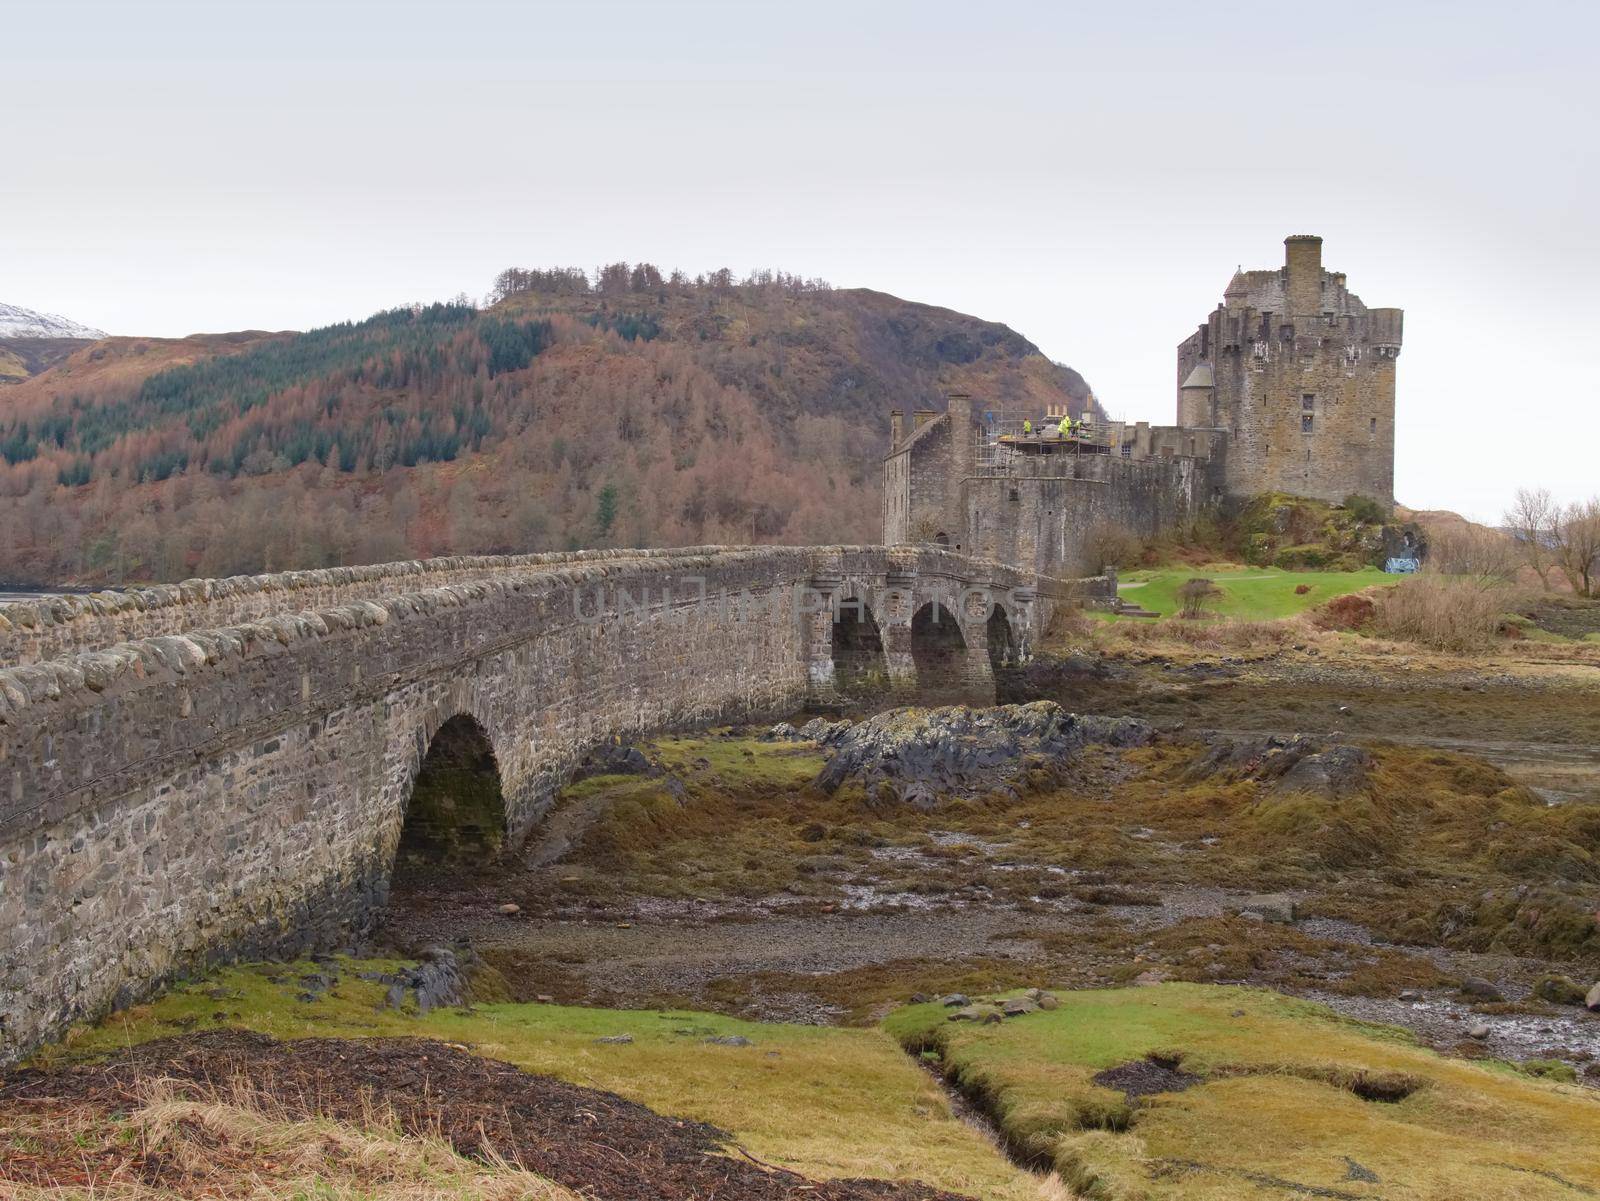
[4, 0, 1596, 521]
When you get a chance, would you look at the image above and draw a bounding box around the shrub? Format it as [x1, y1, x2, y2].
[1343, 493, 1390, 525]
[1370, 575, 1523, 652]
[1294, 584, 1312, 595]
[1084, 522, 1144, 571]
[1317, 593, 1377, 632]
[1176, 577, 1223, 619]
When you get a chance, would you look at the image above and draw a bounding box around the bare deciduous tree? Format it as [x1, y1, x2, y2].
[1552, 498, 1600, 597]
[1502, 486, 1558, 590]
[1423, 522, 1520, 586]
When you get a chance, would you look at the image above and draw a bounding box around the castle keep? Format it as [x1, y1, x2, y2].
[1177, 234, 1401, 506]
[884, 235, 1401, 576]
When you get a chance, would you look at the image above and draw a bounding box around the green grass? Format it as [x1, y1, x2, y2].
[35, 958, 1038, 1201]
[1109, 565, 1386, 621]
[890, 983, 1600, 1200]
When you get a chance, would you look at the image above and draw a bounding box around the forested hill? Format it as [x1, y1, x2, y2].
[0, 266, 1096, 585]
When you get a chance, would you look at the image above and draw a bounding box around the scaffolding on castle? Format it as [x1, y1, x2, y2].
[974, 409, 1112, 475]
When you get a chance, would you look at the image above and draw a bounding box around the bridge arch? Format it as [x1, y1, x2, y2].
[394, 711, 508, 872]
[987, 604, 1017, 671]
[830, 596, 889, 694]
[910, 600, 967, 694]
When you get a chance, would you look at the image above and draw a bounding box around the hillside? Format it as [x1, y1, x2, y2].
[0, 268, 1095, 585]
[0, 303, 107, 385]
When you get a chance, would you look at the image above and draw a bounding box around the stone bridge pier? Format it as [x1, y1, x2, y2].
[0, 544, 1104, 1064]
[802, 555, 1040, 707]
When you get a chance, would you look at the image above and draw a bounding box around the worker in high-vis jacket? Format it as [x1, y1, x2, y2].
[1023, 419, 1032, 437]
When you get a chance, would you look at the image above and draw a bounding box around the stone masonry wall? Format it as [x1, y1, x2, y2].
[0, 545, 1039, 1063]
[964, 455, 1212, 578]
[0, 547, 740, 666]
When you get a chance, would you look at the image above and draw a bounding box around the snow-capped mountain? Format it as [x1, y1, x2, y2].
[0, 302, 106, 340]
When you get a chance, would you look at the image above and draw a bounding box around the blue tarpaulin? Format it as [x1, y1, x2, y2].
[1385, 557, 1420, 573]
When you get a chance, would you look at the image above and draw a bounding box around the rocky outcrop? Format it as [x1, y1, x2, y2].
[804, 702, 1153, 810]
[1182, 733, 1371, 798]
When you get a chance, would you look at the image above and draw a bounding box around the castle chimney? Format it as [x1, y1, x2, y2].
[889, 409, 904, 449]
[1284, 234, 1323, 316]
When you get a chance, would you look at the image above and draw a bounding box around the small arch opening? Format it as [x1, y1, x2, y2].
[987, 604, 1017, 671]
[934, 532, 951, 546]
[911, 601, 967, 693]
[831, 598, 888, 694]
[396, 714, 507, 869]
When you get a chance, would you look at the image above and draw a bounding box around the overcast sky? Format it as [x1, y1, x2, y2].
[5, 0, 1596, 520]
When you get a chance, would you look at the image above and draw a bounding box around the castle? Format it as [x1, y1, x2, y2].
[883, 235, 1402, 577]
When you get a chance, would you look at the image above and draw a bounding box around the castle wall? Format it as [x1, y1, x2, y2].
[963, 455, 1211, 577]
[885, 418, 956, 546]
[1214, 318, 1396, 504]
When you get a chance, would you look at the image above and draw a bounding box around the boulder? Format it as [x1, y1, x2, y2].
[1037, 994, 1060, 1011]
[1183, 734, 1370, 798]
[948, 1005, 988, 1023]
[1460, 977, 1505, 1003]
[1241, 894, 1298, 924]
[813, 702, 1155, 809]
[497, 902, 521, 916]
[1276, 745, 1372, 798]
[1533, 974, 1587, 1007]
[594, 1034, 634, 1045]
[1467, 1022, 1492, 1041]
[1001, 998, 1038, 1017]
[1588, 982, 1600, 1013]
[704, 1035, 753, 1047]
[800, 717, 854, 746]
[574, 741, 655, 778]
[940, 993, 970, 1008]
[359, 947, 467, 1016]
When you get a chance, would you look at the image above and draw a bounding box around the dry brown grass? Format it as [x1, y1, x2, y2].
[1370, 574, 1525, 652]
[0, 1081, 579, 1201]
[1097, 614, 1313, 653]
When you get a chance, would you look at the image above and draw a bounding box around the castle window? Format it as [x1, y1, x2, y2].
[1302, 393, 1315, 411]
[1121, 443, 1132, 458]
[1370, 417, 1377, 434]
[1302, 414, 1315, 433]
[1008, 488, 1020, 502]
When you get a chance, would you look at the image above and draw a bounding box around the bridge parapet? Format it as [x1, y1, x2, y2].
[0, 546, 766, 666]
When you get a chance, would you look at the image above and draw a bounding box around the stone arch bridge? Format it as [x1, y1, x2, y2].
[0, 545, 1108, 1061]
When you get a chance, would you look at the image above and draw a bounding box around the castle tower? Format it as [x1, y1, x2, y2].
[1175, 235, 1400, 506]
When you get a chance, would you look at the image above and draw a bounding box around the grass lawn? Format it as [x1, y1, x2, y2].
[888, 983, 1600, 1200]
[36, 958, 1040, 1201]
[1108, 565, 1386, 621]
